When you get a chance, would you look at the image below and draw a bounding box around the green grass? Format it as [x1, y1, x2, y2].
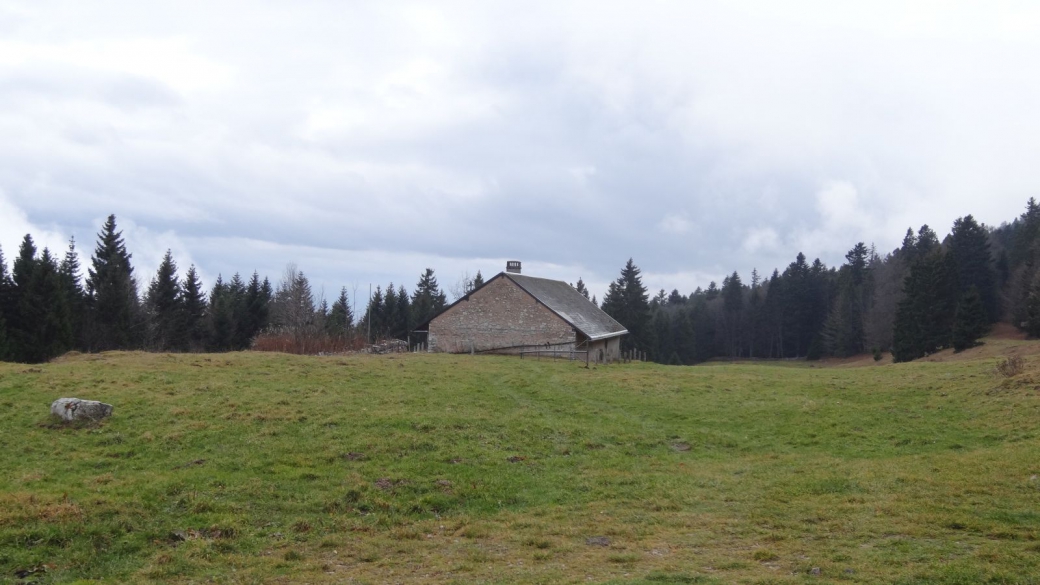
[1, 347, 1039, 583]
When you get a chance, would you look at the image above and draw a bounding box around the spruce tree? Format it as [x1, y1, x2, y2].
[574, 277, 590, 299]
[822, 243, 870, 357]
[15, 248, 73, 363]
[952, 287, 987, 351]
[395, 284, 410, 339]
[948, 215, 997, 321]
[601, 258, 650, 351]
[360, 286, 385, 342]
[327, 287, 354, 337]
[383, 284, 399, 339]
[7, 235, 37, 360]
[226, 273, 251, 349]
[411, 268, 447, 325]
[892, 250, 956, 362]
[208, 275, 235, 351]
[180, 264, 208, 350]
[86, 215, 140, 351]
[144, 250, 183, 351]
[472, 270, 485, 289]
[239, 272, 270, 345]
[58, 237, 86, 349]
[0, 246, 11, 361]
[721, 271, 743, 357]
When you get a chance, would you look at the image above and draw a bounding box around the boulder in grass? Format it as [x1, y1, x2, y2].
[50, 398, 113, 422]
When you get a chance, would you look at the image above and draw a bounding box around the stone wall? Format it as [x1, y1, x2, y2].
[428, 276, 576, 353]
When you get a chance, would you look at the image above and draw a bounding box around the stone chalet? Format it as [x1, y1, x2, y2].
[412, 262, 627, 363]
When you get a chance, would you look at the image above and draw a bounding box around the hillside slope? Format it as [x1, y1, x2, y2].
[1, 347, 1038, 583]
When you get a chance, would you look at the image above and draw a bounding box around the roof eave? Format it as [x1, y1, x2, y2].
[585, 330, 628, 341]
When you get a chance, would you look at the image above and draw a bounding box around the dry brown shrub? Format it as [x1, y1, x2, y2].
[995, 356, 1024, 377]
[251, 332, 368, 355]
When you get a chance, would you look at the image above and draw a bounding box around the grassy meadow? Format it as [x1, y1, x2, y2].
[1, 340, 1039, 583]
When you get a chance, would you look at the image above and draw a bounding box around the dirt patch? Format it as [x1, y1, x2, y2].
[374, 478, 407, 491]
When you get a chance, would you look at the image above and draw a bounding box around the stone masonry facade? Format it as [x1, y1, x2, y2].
[428, 276, 576, 353]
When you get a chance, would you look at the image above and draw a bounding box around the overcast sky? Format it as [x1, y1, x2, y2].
[2, 1, 1039, 303]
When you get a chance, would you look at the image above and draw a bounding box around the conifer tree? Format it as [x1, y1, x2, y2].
[327, 287, 354, 337]
[601, 258, 650, 351]
[411, 268, 447, 326]
[948, 215, 997, 321]
[823, 243, 870, 357]
[15, 248, 73, 362]
[144, 250, 182, 351]
[952, 287, 987, 351]
[395, 284, 410, 339]
[180, 264, 208, 350]
[472, 270, 485, 289]
[86, 215, 140, 351]
[893, 250, 956, 362]
[1025, 272, 1040, 338]
[0, 246, 11, 361]
[384, 284, 399, 339]
[208, 275, 235, 351]
[58, 237, 86, 348]
[226, 273, 251, 349]
[574, 277, 590, 299]
[238, 272, 270, 346]
[360, 286, 385, 342]
[7, 235, 37, 359]
[721, 271, 743, 356]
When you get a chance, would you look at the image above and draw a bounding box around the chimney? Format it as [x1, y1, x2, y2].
[506, 260, 522, 274]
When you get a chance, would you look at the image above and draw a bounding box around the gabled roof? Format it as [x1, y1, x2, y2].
[503, 273, 627, 340]
[413, 272, 628, 341]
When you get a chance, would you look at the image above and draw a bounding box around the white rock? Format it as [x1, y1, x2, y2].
[50, 398, 113, 422]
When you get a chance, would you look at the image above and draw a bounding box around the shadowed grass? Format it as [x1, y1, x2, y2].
[0, 343, 1039, 583]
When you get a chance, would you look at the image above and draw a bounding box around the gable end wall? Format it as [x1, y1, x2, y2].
[428, 276, 576, 353]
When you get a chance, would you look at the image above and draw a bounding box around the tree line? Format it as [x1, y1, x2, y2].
[3, 200, 1038, 364]
[598, 199, 1040, 364]
[0, 215, 453, 363]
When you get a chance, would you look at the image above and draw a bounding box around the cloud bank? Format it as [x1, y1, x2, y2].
[1, 1, 1038, 299]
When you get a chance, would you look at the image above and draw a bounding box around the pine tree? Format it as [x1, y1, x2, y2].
[15, 248, 73, 363]
[238, 272, 270, 346]
[721, 271, 743, 357]
[86, 215, 140, 351]
[395, 284, 410, 339]
[208, 275, 235, 351]
[144, 250, 182, 351]
[226, 273, 251, 349]
[948, 215, 997, 321]
[704, 281, 719, 300]
[58, 237, 86, 349]
[472, 270, 485, 289]
[360, 286, 385, 342]
[892, 250, 956, 362]
[327, 287, 354, 337]
[180, 264, 208, 350]
[383, 284, 399, 339]
[574, 277, 590, 299]
[822, 243, 870, 357]
[0, 246, 11, 361]
[1025, 272, 1040, 338]
[601, 258, 650, 351]
[952, 287, 987, 351]
[411, 268, 447, 326]
[7, 235, 37, 360]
